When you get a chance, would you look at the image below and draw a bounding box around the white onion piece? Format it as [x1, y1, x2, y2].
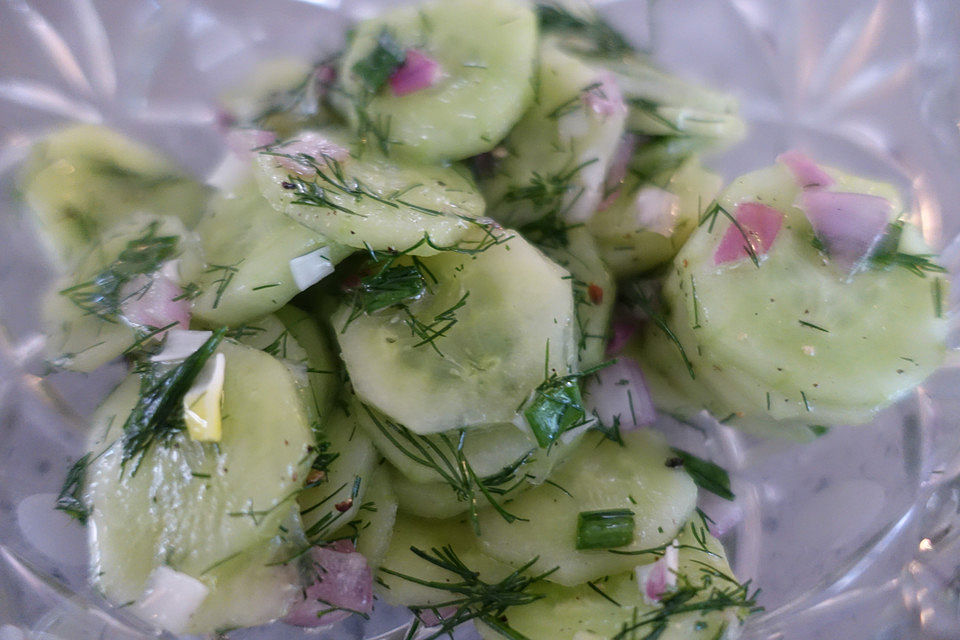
[389, 49, 442, 97]
[119, 267, 190, 334]
[129, 566, 209, 634]
[630, 186, 679, 237]
[584, 356, 656, 430]
[800, 190, 891, 272]
[283, 541, 373, 628]
[151, 329, 213, 363]
[289, 247, 334, 291]
[634, 541, 679, 604]
[777, 150, 834, 190]
[273, 132, 350, 176]
[713, 202, 783, 265]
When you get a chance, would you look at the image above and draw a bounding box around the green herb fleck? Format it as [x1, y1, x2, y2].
[55, 454, 91, 524]
[576, 509, 635, 549]
[669, 448, 734, 501]
[352, 29, 406, 93]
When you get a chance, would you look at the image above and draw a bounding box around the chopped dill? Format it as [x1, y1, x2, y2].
[55, 453, 91, 524]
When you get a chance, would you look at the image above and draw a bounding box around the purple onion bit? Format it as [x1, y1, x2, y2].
[713, 202, 784, 265]
[777, 150, 835, 190]
[800, 190, 892, 273]
[584, 356, 657, 431]
[282, 541, 374, 628]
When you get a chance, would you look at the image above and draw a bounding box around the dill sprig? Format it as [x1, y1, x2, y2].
[55, 453, 91, 524]
[381, 546, 557, 640]
[627, 283, 695, 380]
[401, 292, 469, 357]
[361, 405, 530, 535]
[120, 328, 226, 475]
[86, 157, 185, 190]
[60, 221, 179, 321]
[352, 28, 406, 93]
[204, 261, 242, 310]
[869, 221, 947, 277]
[698, 200, 760, 268]
[536, 2, 634, 57]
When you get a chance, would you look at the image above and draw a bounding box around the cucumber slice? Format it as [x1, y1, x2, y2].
[220, 57, 340, 137]
[540, 227, 615, 368]
[481, 42, 628, 228]
[640, 162, 947, 433]
[191, 177, 352, 326]
[185, 519, 303, 634]
[336, 0, 537, 162]
[84, 340, 314, 606]
[334, 233, 578, 434]
[297, 401, 379, 544]
[475, 522, 751, 640]
[476, 430, 697, 586]
[19, 124, 208, 269]
[42, 213, 201, 372]
[376, 511, 513, 608]
[256, 130, 487, 254]
[589, 156, 723, 276]
[349, 463, 399, 571]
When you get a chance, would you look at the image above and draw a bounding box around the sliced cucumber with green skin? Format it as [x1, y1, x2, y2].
[337, 0, 537, 162]
[191, 177, 353, 326]
[19, 124, 208, 269]
[640, 162, 946, 433]
[85, 340, 314, 608]
[540, 227, 615, 369]
[42, 213, 201, 372]
[389, 465, 468, 520]
[297, 401, 378, 544]
[481, 42, 628, 228]
[334, 232, 578, 434]
[376, 511, 514, 608]
[349, 463, 398, 571]
[256, 130, 487, 254]
[589, 156, 723, 276]
[476, 430, 697, 586]
[476, 523, 749, 640]
[185, 518, 303, 634]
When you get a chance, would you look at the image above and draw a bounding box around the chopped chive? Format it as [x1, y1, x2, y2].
[933, 277, 944, 318]
[576, 509, 635, 549]
[669, 448, 734, 501]
[524, 376, 586, 448]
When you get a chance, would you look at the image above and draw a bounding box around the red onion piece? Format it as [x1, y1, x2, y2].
[416, 606, 459, 627]
[800, 190, 892, 272]
[597, 187, 621, 212]
[713, 202, 784, 265]
[226, 128, 277, 157]
[583, 71, 627, 118]
[120, 266, 189, 334]
[273, 132, 350, 176]
[389, 49, 442, 97]
[605, 133, 638, 193]
[605, 317, 637, 356]
[584, 356, 656, 430]
[777, 150, 834, 190]
[634, 541, 678, 604]
[283, 541, 373, 628]
[631, 186, 679, 237]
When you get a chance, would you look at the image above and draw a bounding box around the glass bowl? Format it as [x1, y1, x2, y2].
[1, 1, 960, 639]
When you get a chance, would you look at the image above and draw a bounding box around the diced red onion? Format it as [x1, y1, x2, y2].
[416, 606, 459, 627]
[584, 356, 656, 430]
[698, 491, 743, 537]
[635, 541, 679, 604]
[282, 541, 373, 628]
[800, 190, 892, 272]
[315, 64, 337, 92]
[605, 317, 637, 356]
[273, 132, 350, 176]
[597, 188, 621, 212]
[713, 202, 783, 265]
[389, 49, 442, 97]
[226, 128, 277, 157]
[631, 186, 679, 237]
[120, 265, 190, 334]
[583, 71, 627, 118]
[605, 133, 638, 193]
[777, 150, 834, 190]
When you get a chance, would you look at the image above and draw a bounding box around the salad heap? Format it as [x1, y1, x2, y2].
[18, 0, 949, 638]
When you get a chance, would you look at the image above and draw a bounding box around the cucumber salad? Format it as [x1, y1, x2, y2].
[18, 0, 949, 638]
